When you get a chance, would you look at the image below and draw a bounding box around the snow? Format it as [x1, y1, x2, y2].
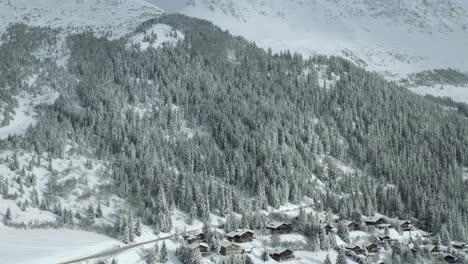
[410, 84, 468, 104]
[182, 0, 468, 78]
[128, 23, 185, 50]
[0, 90, 59, 139]
[0, 224, 118, 264]
[0, 0, 164, 38]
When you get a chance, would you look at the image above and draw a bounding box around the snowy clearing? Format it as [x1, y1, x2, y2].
[0, 224, 118, 264]
[128, 23, 185, 51]
[410, 84, 468, 104]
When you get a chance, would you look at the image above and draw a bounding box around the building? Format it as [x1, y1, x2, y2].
[266, 221, 293, 235]
[184, 232, 205, 244]
[345, 244, 364, 254]
[450, 241, 467, 250]
[364, 216, 386, 226]
[366, 243, 379, 254]
[440, 253, 459, 263]
[398, 220, 412, 231]
[226, 229, 255, 243]
[378, 235, 391, 242]
[342, 220, 360, 232]
[189, 243, 210, 257]
[220, 241, 243, 256]
[269, 248, 295, 262]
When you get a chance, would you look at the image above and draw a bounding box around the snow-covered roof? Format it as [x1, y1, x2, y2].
[220, 241, 241, 248]
[342, 220, 358, 226]
[269, 248, 292, 255]
[266, 221, 289, 229]
[364, 216, 385, 223]
[226, 229, 254, 237]
[451, 241, 466, 247]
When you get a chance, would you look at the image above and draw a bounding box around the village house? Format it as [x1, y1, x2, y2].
[364, 216, 386, 227]
[342, 220, 360, 232]
[266, 221, 293, 235]
[184, 232, 205, 244]
[440, 253, 459, 263]
[378, 234, 391, 242]
[220, 241, 244, 256]
[226, 229, 255, 243]
[450, 241, 467, 250]
[366, 243, 379, 254]
[345, 244, 365, 254]
[269, 248, 295, 262]
[398, 220, 413, 231]
[189, 242, 210, 257]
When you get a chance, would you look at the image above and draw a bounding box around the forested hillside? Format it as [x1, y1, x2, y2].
[1, 13, 468, 246]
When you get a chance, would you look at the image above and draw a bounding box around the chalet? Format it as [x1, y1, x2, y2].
[378, 234, 391, 242]
[220, 241, 243, 256]
[440, 253, 459, 263]
[266, 221, 293, 235]
[398, 220, 413, 231]
[450, 241, 467, 250]
[226, 229, 255, 243]
[184, 232, 205, 244]
[324, 223, 335, 235]
[269, 248, 295, 262]
[425, 245, 445, 254]
[342, 220, 360, 232]
[345, 244, 364, 254]
[364, 216, 386, 226]
[366, 243, 379, 254]
[189, 243, 210, 257]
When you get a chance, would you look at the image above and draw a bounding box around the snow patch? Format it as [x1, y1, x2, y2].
[128, 23, 185, 51]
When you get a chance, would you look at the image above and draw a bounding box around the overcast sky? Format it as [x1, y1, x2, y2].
[147, 0, 189, 12]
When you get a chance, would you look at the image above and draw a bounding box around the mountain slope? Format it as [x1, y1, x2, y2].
[182, 0, 468, 77]
[0, 0, 163, 37]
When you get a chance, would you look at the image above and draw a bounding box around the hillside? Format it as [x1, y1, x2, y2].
[0, 12, 468, 263]
[181, 0, 468, 78]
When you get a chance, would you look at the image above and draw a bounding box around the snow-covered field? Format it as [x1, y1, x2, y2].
[0, 224, 118, 264]
[128, 23, 185, 50]
[410, 84, 468, 104]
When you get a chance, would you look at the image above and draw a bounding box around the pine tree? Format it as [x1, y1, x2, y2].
[261, 250, 270, 261]
[123, 224, 130, 244]
[159, 241, 168, 263]
[336, 249, 347, 264]
[338, 223, 350, 243]
[96, 202, 103, 218]
[87, 204, 95, 225]
[323, 254, 332, 264]
[111, 258, 118, 264]
[135, 218, 142, 237]
[4, 207, 12, 224]
[144, 246, 157, 264]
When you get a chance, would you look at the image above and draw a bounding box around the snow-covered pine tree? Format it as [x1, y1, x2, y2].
[159, 241, 168, 263]
[261, 250, 269, 261]
[336, 249, 347, 264]
[323, 254, 332, 264]
[135, 218, 142, 237]
[4, 207, 12, 224]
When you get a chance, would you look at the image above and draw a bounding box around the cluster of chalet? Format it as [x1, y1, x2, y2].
[423, 241, 467, 263]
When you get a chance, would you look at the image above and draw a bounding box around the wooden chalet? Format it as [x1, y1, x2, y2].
[364, 216, 386, 226]
[345, 244, 364, 254]
[189, 243, 210, 257]
[266, 221, 293, 235]
[226, 229, 255, 243]
[220, 241, 243, 256]
[342, 220, 360, 232]
[184, 232, 205, 244]
[398, 220, 412, 231]
[379, 234, 390, 241]
[269, 248, 295, 262]
[366, 243, 379, 254]
[440, 253, 459, 263]
[450, 241, 467, 250]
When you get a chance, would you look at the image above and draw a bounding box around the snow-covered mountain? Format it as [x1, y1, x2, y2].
[182, 0, 468, 77]
[0, 0, 163, 37]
